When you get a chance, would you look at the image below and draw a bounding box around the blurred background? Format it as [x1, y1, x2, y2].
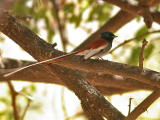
[0, 0, 160, 120]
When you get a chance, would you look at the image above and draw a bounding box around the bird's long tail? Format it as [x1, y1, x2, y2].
[4, 50, 81, 77]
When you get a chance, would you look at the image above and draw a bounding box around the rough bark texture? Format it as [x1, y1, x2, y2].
[0, 0, 160, 119]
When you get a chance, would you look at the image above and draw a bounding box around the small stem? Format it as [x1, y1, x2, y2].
[110, 30, 159, 53]
[139, 39, 148, 72]
[51, 0, 68, 51]
[60, 88, 69, 120]
[128, 98, 133, 115]
[21, 98, 31, 120]
[7, 81, 20, 120]
[125, 89, 160, 120]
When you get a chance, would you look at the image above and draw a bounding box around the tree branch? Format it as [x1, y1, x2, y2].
[104, 0, 160, 16]
[50, 0, 68, 51]
[125, 89, 160, 120]
[48, 64, 125, 119]
[104, 0, 159, 28]
[7, 81, 20, 120]
[0, 0, 15, 10]
[74, 0, 160, 51]
[1, 12, 160, 89]
[0, 12, 125, 120]
[0, 58, 157, 93]
[74, 10, 135, 51]
[109, 30, 160, 54]
[139, 39, 148, 72]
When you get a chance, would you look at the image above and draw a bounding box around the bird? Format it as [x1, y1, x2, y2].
[4, 32, 117, 77]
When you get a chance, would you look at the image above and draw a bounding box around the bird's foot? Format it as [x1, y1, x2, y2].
[97, 57, 104, 60]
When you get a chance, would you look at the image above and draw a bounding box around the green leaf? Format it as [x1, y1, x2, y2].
[75, 12, 83, 27]
[144, 43, 154, 59]
[29, 84, 37, 92]
[6, 112, 13, 120]
[47, 29, 55, 43]
[135, 26, 148, 42]
[155, 4, 160, 11]
[0, 36, 5, 42]
[63, 3, 75, 13]
[127, 47, 140, 65]
[44, 16, 55, 43]
[12, 0, 32, 16]
[0, 97, 9, 104]
[86, 2, 112, 25]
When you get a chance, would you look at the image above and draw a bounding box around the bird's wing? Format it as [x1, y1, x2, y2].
[76, 39, 108, 59]
[84, 38, 108, 49]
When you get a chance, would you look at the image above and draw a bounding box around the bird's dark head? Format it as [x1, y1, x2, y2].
[100, 32, 117, 41]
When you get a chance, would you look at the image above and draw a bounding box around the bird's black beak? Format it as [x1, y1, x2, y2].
[114, 35, 118, 38]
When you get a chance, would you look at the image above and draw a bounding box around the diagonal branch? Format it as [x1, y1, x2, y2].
[109, 30, 160, 53]
[0, 58, 157, 93]
[49, 64, 125, 119]
[104, 0, 160, 16]
[74, 10, 135, 51]
[0, 11, 125, 120]
[1, 11, 160, 89]
[124, 89, 160, 120]
[74, 0, 160, 51]
[104, 0, 159, 27]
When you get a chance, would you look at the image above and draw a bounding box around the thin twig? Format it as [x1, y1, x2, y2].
[21, 98, 31, 120]
[125, 89, 160, 120]
[139, 0, 153, 28]
[7, 81, 20, 120]
[52, 43, 57, 48]
[109, 30, 160, 53]
[60, 87, 69, 120]
[51, 0, 68, 51]
[128, 98, 133, 115]
[139, 39, 148, 72]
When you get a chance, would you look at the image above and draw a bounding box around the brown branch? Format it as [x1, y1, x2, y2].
[0, 58, 157, 93]
[96, 87, 134, 95]
[1, 12, 160, 89]
[81, 101, 105, 120]
[48, 64, 125, 120]
[139, 0, 153, 28]
[104, 0, 159, 16]
[56, 58, 160, 88]
[144, 0, 160, 6]
[109, 30, 160, 53]
[7, 81, 20, 120]
[104, 0, 140, 15]
[21, 98, 31, 120]
[0, 0, 15, 10]
[0, 12, 125, 120]
[104, 0, 159, 28]
[152, 11, 160, 24]
[139, 39, 148, 72]
[0, 1, 159, 119]
[124, 89, 160, 120]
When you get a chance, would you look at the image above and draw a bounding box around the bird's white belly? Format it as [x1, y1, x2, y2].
[77, 45, 107, 59]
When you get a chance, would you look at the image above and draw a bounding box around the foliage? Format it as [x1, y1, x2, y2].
[11, 0, 112, 43]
